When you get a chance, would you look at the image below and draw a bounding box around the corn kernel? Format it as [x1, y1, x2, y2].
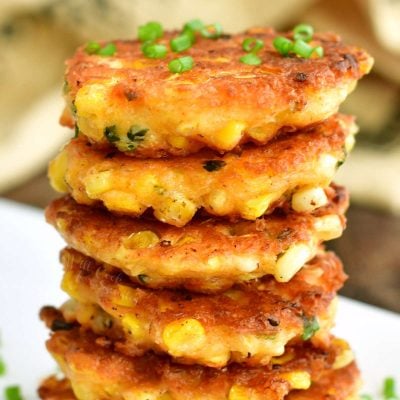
[123, 390, 168, 400]
[332, 338, 354, 369]
[212, 121, 246, 150]
[122, 314, 147, 340]
[61, 271, 84, 302]
[316, 154, 337, 178]
[154, 196, 196, 227]
[241, 192, 280, 220]
[271, 352, 295, 365]
[162, 319, 206, 356]
[115, 284, 137, 307]
[48, 151, 69, 193]
[207, 189, 229, 214]
[123, 231, 159, 249]
[167, 135, 189, 149]
[281, 371, 311, 390]
[84, 171, 113, 197]
[175, 235, 196, 246]
[291, 187, 328, 213]
[102, 191, 145, 214]
[345, 133, 356, 153]
[275, 244, 311, 282]
[228, 385, 249, 400]
[314, 215, 343, 241]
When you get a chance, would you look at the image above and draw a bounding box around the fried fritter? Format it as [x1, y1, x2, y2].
[62, 28, 372, 157]
[46, 249, 345, 367]
[49, 114, 355, 227]
[46, 184, 348, 292]
[38, 362, 360, 400]
[40, 327, 356, 400]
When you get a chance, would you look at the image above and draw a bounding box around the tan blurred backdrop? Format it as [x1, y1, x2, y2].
[0, 0, 399, 311]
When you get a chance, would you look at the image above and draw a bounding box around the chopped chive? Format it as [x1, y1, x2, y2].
[168, 56, 194, 73]
[74, 124, 79, 138]
[97, 42, 117, 56]
[293, 23, 314, 43]
[301, 316, 319, 340]
[184, 19, 204, 32]
[170, 33, 193, 52]
[125, 126, 147, 151]
[4, 385, 24, 400]
[203, 160, 227, 172]
[292, 39, 314, 58]
[200, 22, 223, 39]
[141, 42, 167, 59]
[138, 21, 163, 43]
[104, 126, 120, 143]
[0, 357, 6, 376]
[312, 46, 324, 58]
[242, 37, 264, 53]
[273, 36, 293, 56]
[383, 377, 398, 399]
[85, 41, 101, 54]
[239, 53, 262, 66]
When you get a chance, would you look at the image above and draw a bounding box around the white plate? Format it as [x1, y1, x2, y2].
[0, 199, 399, 399]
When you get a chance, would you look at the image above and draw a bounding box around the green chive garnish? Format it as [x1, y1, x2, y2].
[184, 19, 204, 32]
[168, 56, 194, 73]
[239, 53, 262, 66]
[138, 21, 163, 43]
[293, 23, 314, 43]
[383, 377, 398, 399]
[273, 36, 293, 56]
[85, 41, 101, 54]
[301, 316, 320, 340]
[97, 42, 117, 56]
[4, 385, 23, 400]
[0, 357, 6, 376]
[85, 41, 116, 56]
[242, 37, 264, 53]
[141, 43, 167, 59]
[292, 39, 314, 59]
[200, 23, 223, 39]
[170, 33, 193, 52]
[104, 126, 120, 143]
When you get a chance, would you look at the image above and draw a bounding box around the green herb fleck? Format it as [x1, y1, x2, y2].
[104, 125, 120, 143]
[170, 33, 193, 52]
[168, 56, 194, 73]
[138, 274, 149, 284]
[293, 23, 314, 43]
[240, 53, 262, 66]
[0, 357, 6, 376]
[141, 42, 168, 59]
[203, 160, 227, 172]
[200, 23, 223, 39]
[360, 395, 373, 400]
[138, 21, 163, 43]
[301, 315, 319, 340]
[242, 37, 264, 53]
[383, 377, 398, 399]
[183, 19, 204, 33]
[85, 41, 116, 56]
[4, 385, 24, 400]
[125, 126, 148, 151]
[74, 124, 79, 138]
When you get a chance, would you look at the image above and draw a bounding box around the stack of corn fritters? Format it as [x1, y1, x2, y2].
[38, 26, 372, 399]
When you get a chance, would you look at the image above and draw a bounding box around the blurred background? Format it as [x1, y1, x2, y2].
[1, 0, 399, 311]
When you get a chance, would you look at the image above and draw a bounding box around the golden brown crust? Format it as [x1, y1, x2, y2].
[38, 363, 360, 400]
[50, 249, 345, 367]
[49, 114, 355, 227]
[64, 28, 372, 156]
[41, 328, 356, 400]
[46, 184, 348, 292]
